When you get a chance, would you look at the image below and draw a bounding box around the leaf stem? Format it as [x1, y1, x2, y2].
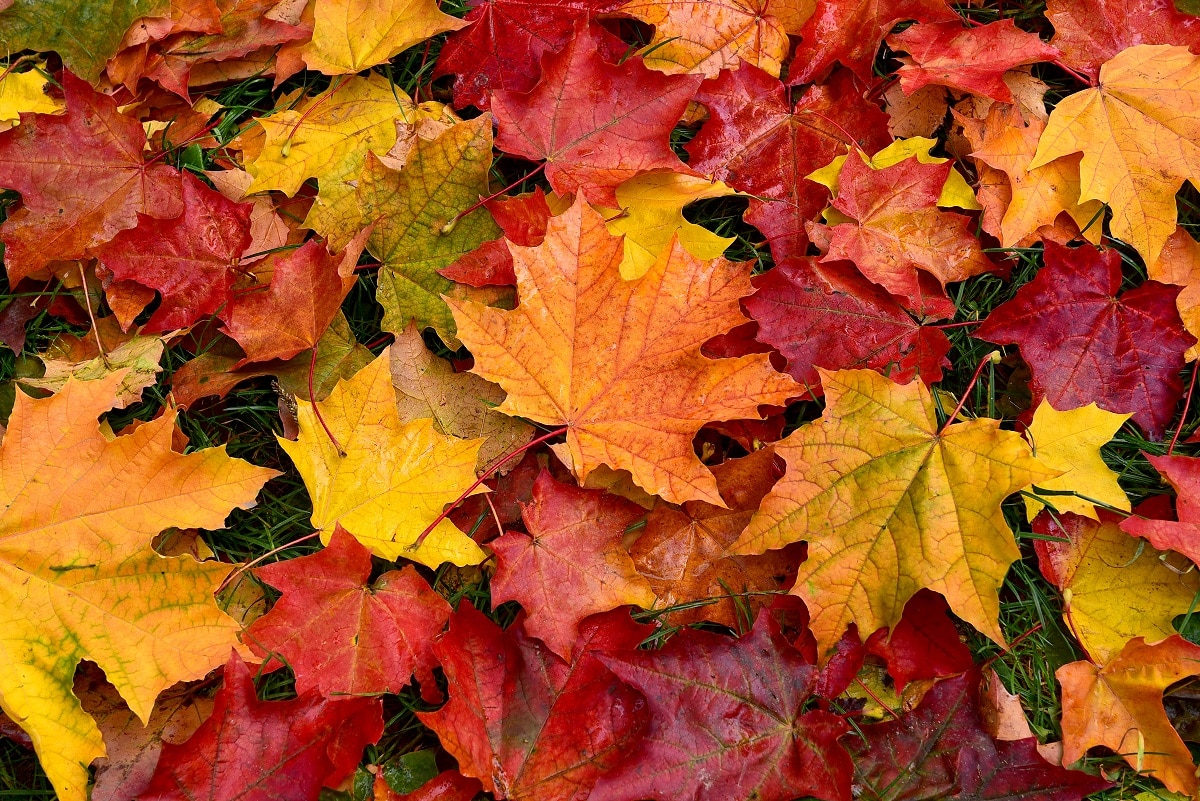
[1169, 364, 1198, 455]
[409, 424, 568, 551]
[940, 351, 1000, 434]
[308, 345, 346, 457]
[440, 162, 546, 235]
[217, 531, 322, 593]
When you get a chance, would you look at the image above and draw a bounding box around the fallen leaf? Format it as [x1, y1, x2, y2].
[448, 196, 799, 506]
[439, 189, 553, 287]
[246, 527, 452, 700]
[492, 21, 701, 205]
[0, 65, 61, 129]
[1022, 400, 1131, 520]
[1147, 226, 1200, 361]
[1030, 45, 1200, 265]
[1122, 453, 1200, 568]
[1058, 636, 1200, 796]
[1045, 0, 1200, 78]
[278, 349, 488, 568]
[629, 447, 804, 629]
[139, 652, 384, 801]
[389, 322, 533, 470]
[418, 604, 652, 801]
[301, 0, 466, 75]
[975, 241, 1194, 439]
[0, 370, 276, 801]
[729, 368, 1056, 654]
[887, 20, 1060, 102]
[592, 609, 853, 801]
[1034, 511, 1199, 665]
[0, 71, 183, 283]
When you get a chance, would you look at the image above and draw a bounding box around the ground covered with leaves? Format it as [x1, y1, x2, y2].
[3, 0, 1200, 799]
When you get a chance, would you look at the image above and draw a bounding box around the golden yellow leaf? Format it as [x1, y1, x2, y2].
[279, 349, 488, 568]
[1022, 400, 1130, 520]
[961, 103, 1104, 247]
[0, 65, 61, 130]
[1148, 226, 1200, 361]
[0, 371, 276, 801]
[302, 0, 466, 75]
[359, 116, 504, 345]
[1031, 44, 1200, 265]
[1038, 513, 1198, 665]
[245, 74, 412, 247]
[807, 136, 982, 213]
[599, 171, 737, 279]
[729, 368, 1056, 654]
[621, 0, 813, 78]
[449, 196, 799, 506]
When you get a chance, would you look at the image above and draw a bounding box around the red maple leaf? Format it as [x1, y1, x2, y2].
[1122, 454, 1200, 566]
[95, 172, 252, 333]
[1045, 0, 1200, 78]
[439, 189, 552, 288]
[591, 609, 853, 801]
[245, 528, 452, 702]
[0, 71, 183, 282]
[138, 653, 384, 801]
[434, 0, 627, 110]
[418, 604, 652, 801]
[492, 21, 700, 206]
[686, 64, 890, 261]
[976, 241, 1194, 439]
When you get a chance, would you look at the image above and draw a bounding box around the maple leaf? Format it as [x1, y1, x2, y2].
[1122, 454, 1200, 567]
[0, 71, 183, 283]
[629, 447, 804, 629]
[359, 116, 504, 344]
[138, 652, 384, 801]
[601, 171, 738, 279]
[975, 241, 1194, 439]
[0, 65, 61, 129]
[278, 349, 488, 568]
[618, 0, 808, 78]
[390, 322, 534, 470]
[1148, 226, 1200, 361]
[686, 64, 891, 261]
[492, 21, 701, 206]
[887, 20, 1060, 103]
[729, 368, 1056, 654]
[0, 370, 277, 801]
[959, 103, 1104, 248]
[439, 188, 553, 287]
[300, 0, 466, 75]
[0, 0, 171, 82]
[744, 258, 952, 393]
[850, 671, 1110, 801]
[245, 74, 410, 248]
[95, 171, 252, 333]
[1030, 45, 1200, 265]
[1058, 636, 1200, 796]
[491, 471, 653, 660]
[246, 528, 452, 700]
[816, 150, 992, 312]
[448, 197, 799, 506]
[219, 230, 367, 365]
[1022, 401, 1130, 520]
[1045, 0, 1200, 79]
[592, 609, 852, 801]
[434, 0, 626, 110]
[788, 0, 958, 85]
[75, 667, 213, 801]
[418, 604, 652, 801]
[1034, 511, 1198, 665]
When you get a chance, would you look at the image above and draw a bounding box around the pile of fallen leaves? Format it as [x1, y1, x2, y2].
[3, 0, 1200, 799]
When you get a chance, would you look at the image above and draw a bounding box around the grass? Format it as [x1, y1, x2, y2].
[2, 0, 1200, 797]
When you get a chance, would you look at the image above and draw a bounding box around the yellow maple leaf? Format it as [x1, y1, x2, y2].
[301, 0, 466, 75]
[245, 74, 412, 247]
[1022, 400, 1130, 521]
[1031, 44, 1200, 265]
[0, 371, 276, 801]
[621, 0, 813, 78]
[0, 65, 61, 130]
[279, 349, 488, 568]
[729, 368, 1057, 654]
[1039, 513, 1198, 665]
[448, 196, 799, 507]
[598, 171, 737, 279]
